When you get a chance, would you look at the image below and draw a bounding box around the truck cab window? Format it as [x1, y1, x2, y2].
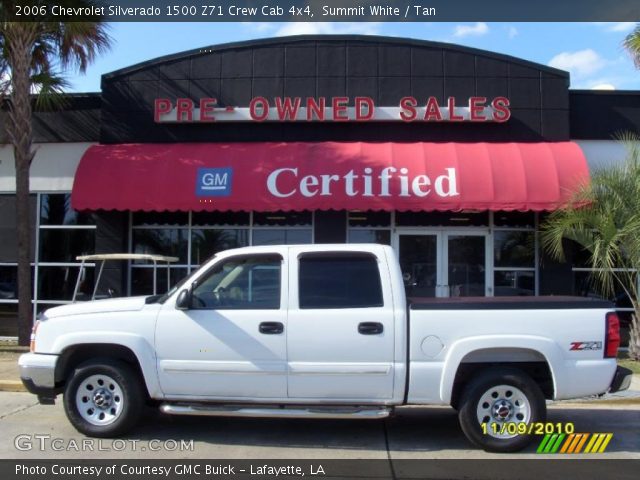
[191, 255, 282, 309]
[298, 253, 383, 309]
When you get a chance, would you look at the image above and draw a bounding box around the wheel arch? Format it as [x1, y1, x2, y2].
[441, 336, 561, 405]
[55, 342, 157, 399]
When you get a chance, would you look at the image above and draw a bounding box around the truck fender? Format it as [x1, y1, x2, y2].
[439, 335, 565, 404]
[51, 332, 161, 398]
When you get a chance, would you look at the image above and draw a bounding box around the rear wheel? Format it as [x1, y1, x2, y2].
[458, 367, 546, 452]
[63, 359, 144, 437]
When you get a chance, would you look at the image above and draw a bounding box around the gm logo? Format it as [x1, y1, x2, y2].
[196, 168, 233, 197]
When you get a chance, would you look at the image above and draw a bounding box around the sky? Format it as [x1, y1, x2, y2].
[66, 22, 640, 92]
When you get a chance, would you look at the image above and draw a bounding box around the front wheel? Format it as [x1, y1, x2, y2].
[458, 367, 546, 452]
[63, 359, 144, 437]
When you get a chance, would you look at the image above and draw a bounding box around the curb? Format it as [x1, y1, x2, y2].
[552, 397, 640, 406]
[0, 380, 25, 393]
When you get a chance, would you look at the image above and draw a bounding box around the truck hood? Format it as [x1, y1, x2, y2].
[42, 297, 149, 319]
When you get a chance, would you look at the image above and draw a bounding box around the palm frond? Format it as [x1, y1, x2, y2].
[31, 70, 69, 110]
[541, 139, 640, 300]
[624, 24, 640, 69]
[55, 19, 112, 73]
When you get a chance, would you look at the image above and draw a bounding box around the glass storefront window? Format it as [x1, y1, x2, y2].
[0, 265, 34, 300]
[253, 211, 312, 226]
[192, 211, 250, 226]
[132, 211, 188, 226]
[494, 271, 535, 296]
[40, 194, 96, 226]
[191, 229, 249, 265]
[0, 266, 18, 300]
[348, 211, 391, 227]
[38, 266, 94, 301]
[396, 211, 489, 227]
[348, 229, 391, 245]
[39, 229, 95, 263]
[571, 271, 636, 304]
[568, 241, 592, 269]
[132, 229, 188, 264]
[131, 267, 188, 296]
[493, 211, 535, 228]
[493, 231, 535, 268]
[0, 303, 18, 336]
[252, 229, 312, 245]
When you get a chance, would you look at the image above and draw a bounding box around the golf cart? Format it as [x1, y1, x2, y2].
[72, 253, 179, 302]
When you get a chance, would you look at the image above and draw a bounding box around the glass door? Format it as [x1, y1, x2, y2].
[396, 231, 491, 298]
[397, 233, 441, 299]
[444, 233, 490, 297]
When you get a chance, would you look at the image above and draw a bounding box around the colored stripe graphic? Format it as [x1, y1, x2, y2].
[559, 434, 575, 453]
[584, 433, 602, 453]
[550, 434, 565, 453]
[585, 433, 613, 453]
[537, 434, 552, 453]
[573, 433, 589, 453]
[537, 434, 566, 453]
[538, 433, 613, 454]
[597, 434, 613, 453]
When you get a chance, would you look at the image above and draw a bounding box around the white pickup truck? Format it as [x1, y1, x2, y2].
[19, 244, 632, 452]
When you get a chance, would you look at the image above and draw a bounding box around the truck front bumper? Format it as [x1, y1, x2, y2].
[19, 353, 60, 404]
[609, 366, 633, 393]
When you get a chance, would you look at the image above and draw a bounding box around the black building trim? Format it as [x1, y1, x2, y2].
[570, 90, 640, 139]
[102, 35, 570, 82]
[0, 93, 101, 143]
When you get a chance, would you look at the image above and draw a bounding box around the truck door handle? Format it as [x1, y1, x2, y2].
[259, 322, 284, 334]
[358, 322, 384, 335]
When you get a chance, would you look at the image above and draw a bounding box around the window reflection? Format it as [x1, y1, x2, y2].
[40, 194, 96, 226]
[131, 267, 188, 296]
[39, 229, 95, 263]
[191, 229, 249, 265]
[494, 271, 535, 296]
[253, 211, 312, 226]
[0, 304, 18, 336]
[252, 229, 312, 245]
[132, 229, 188, 264]
[348, 230, 391, 245]
[38, 266, 94, 301]
[494, 231, 535, 268]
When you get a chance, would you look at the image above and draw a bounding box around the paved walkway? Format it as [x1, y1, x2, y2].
[0, 349, 27, 392]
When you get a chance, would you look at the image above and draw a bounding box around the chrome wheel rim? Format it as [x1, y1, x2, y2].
[75, 374, 124, 426]
[476, 384, 531, 439]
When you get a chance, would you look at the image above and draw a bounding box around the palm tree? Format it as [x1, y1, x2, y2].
[1, 3, 110, 344]
[541, 138, 640, 360]
[624, 24, 640, 68]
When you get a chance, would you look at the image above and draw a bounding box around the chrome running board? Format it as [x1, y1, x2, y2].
[160, 403, 391, 419]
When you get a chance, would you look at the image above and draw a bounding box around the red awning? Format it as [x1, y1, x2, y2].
[71, 142, 589, 212]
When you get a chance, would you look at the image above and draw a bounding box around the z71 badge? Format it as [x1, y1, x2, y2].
[569, 341, 603, 351]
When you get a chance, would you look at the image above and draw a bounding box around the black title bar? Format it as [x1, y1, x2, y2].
[3, 0, 640, 22]
[3, 459, 640, 480]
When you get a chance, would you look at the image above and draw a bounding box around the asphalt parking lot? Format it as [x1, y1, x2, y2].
[0, 392, 638, 460]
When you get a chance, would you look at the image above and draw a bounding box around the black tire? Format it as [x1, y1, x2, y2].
[458, 367, 546, 453]
[63, 358, 144, 438]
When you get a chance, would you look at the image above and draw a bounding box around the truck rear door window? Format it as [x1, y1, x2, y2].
[298, 253, 383, 309]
